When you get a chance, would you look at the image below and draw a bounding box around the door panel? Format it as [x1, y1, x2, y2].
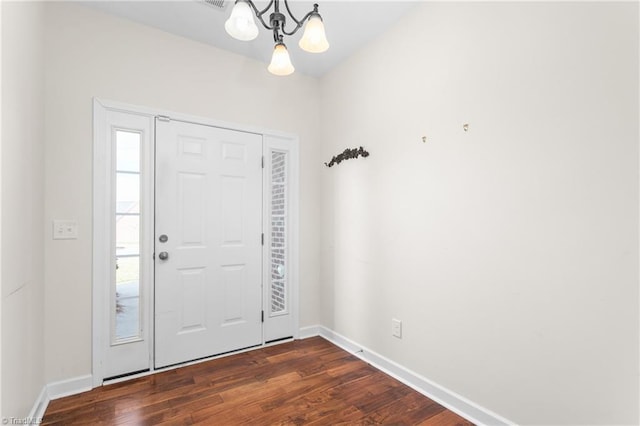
[155, 119, 262, 369]
[101, 110, 153, 380]
[263, 135, 298, 342]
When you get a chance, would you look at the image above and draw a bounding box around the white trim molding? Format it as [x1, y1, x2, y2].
[28, 375, 93, 424]
[301, 325, 514, 426]
[47, 375, 93, 400]
[28, 387, 48, 425]
[298, 325, 321, 339]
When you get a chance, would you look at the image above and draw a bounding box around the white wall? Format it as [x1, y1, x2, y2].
[24, 1, 640, 423]
[320, 2, 639, 425]
[43, 3, 322, 383]
[1, 0, 46, 419]
[1, 2, 4, 417]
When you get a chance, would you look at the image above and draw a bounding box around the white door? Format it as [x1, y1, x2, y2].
[154, 118, 263, 368]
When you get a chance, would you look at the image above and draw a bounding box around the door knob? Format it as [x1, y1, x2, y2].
[158, 251, 169, 261]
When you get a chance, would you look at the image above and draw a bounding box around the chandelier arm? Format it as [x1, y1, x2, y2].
[280, 10, 315, 36]
[283, 0, 303, 26]
[255, 0, 275, 20]
[245, 0, 277, 30]
[281, 1, 320, 36]
[257, 14, 276, 31]
[273, 29, 282, 43]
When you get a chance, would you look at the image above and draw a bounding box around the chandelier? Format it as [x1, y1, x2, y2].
[224, 0, 330, 76]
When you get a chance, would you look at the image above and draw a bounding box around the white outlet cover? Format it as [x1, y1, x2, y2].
[392, 318, 402, 338]
[53, 220, 78, 240]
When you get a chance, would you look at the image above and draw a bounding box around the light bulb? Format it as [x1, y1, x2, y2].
[225, 1, 259, 41]
[268, 42, 295, 76]
[298, 13, 329, 53]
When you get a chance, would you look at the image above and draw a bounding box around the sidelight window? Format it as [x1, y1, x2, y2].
[114, 130, 142, 342]
[270, 151, 287, 314]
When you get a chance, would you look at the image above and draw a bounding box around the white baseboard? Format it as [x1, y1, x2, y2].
[28, 386, 49, 424]
[46, 374, 93, 400]
[27, 374, 93, 423]
[298, 325, 321, 339]
[305, 325, 513, 426]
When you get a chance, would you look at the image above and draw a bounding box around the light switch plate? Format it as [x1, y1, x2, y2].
[53, 220, 78, 240]
[392, 318, 402, 338]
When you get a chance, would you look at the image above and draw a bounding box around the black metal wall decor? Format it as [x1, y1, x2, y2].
[324, 146, 370, 167]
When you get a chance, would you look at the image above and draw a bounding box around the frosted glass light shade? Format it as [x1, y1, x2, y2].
[225, 1, 259, 41]
[298, 14, 329, 53]
[268, 43, 295, 76]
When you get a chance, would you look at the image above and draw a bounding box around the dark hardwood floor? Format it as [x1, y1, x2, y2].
[43, 337, 473, 425]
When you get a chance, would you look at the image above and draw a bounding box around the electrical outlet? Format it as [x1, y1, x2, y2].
[392, 318, 402, 338]
[53, 220, 78, 240]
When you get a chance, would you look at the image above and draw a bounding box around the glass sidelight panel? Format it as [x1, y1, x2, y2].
[115, 256, 140, 340]
[115, 215, 140, 256]
[116, 130, 141, 172]
[270, 151, 287, 314]
[114, 130, 142, 343]
[116, 173, 140, 214]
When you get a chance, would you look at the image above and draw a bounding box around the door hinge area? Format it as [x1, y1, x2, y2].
[261, 155, 265, 169]
[156, 115, 171, 122]
[261, 233, 264, 246]
[261, 310, 264, 323]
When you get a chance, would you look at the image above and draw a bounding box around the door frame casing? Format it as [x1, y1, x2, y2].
[92, 98, 300, 386]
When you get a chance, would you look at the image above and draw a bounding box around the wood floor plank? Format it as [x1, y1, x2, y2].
[43, 337, 474, 425]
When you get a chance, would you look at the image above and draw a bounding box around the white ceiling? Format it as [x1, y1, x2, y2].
[85, 1, 417, 77]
